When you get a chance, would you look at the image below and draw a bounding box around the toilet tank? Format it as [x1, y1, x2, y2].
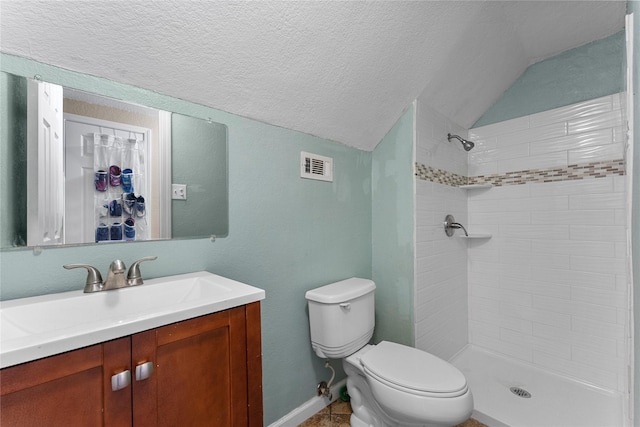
[305, 278, 376, 359]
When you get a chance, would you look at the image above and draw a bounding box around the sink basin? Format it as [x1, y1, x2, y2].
[0, 271, 265, 368]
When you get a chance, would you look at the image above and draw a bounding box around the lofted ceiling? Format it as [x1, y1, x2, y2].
[0, 1, 626, 151]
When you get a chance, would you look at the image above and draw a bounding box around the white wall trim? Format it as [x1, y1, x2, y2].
[268, 378, 347, 427]
[158, 110, 172, 239]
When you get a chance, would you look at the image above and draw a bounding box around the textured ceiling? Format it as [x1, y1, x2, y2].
[0, 1, 626, 151]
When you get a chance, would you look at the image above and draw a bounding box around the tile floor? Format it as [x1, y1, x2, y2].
[299, 400, 351, 427]
[298, 400, 487, 427]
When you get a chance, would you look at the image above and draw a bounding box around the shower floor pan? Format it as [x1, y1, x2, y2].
[450, 345, 626, 427]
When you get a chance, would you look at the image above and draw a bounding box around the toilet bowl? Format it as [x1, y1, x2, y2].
[305, 278, 473, 426]
[346, 342, 473, 426]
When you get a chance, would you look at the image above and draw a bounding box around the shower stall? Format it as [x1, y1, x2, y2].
[413, 25, 634, 424]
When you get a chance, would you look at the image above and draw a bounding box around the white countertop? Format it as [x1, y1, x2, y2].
[0, 271, 265, 369]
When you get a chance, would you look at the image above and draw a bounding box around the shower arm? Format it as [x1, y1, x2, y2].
[448, 133, 464, 143]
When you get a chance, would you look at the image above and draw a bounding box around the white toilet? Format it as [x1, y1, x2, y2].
[305, 278, 473, 427]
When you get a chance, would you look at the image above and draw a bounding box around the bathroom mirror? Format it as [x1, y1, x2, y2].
[0, 71, 228, 249]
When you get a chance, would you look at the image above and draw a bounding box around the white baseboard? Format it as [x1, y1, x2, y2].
[268, 378, 348, 427]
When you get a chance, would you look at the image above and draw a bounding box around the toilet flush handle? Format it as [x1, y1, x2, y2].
[340, 303, 351, 311]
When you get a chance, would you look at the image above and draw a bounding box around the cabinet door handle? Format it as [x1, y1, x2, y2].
[111, 370, 131, 391]
[135, 361, 154, 381]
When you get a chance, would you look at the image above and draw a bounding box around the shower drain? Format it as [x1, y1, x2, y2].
[509, 386, 532, 398]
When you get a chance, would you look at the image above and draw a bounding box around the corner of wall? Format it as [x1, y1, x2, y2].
[371, 104, 416, 346]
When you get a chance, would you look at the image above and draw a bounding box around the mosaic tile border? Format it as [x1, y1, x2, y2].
[415, 159, 625, 187]
[415, 163, 467, 186]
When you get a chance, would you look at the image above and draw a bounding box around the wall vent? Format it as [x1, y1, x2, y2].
[301, 151, 333, 182]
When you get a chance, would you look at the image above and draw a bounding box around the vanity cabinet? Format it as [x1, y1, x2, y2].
[0, 302, 263, 426]
[0, 336, 132, 426]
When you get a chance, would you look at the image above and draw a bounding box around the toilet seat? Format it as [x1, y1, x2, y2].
[359, 341, 468, 398]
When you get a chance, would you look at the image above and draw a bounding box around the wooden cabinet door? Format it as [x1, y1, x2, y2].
[131, 305, 261, 427]
[0, 337, 132, 427]
[0, 302, 263, 427]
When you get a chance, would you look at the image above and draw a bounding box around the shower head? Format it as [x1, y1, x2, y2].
[447, 133, 475, 152]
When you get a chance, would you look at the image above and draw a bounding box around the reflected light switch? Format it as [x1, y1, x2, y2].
[172, 184, 187, 200]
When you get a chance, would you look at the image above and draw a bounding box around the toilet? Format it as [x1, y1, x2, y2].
[305, 278, 473, 427]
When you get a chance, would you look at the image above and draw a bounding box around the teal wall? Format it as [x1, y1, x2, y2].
[0, 54, 373, 424]
[475, 30, 626, 127]
[371, 104, 415, 346]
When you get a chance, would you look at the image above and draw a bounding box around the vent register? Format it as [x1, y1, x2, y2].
[301, 151, 333, 182]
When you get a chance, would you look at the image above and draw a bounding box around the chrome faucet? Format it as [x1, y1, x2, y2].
[104, 259, 128, 290]
[64, 256, 158, 293]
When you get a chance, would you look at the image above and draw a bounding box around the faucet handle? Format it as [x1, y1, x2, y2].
[127, 256, 158, 286]
[63, 264, 104, 293]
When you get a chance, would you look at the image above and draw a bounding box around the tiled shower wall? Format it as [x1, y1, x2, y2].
[414, 93, 629, 392]
[467, 94, 629, 392]
[414, 101, 469, 360]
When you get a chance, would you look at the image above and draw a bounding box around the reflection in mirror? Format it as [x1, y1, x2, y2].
[0, 72, 228, 249]
[171, 114, 228, 239]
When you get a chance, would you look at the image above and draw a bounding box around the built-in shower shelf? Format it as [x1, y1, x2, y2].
[459, 234, 492, 239]
[459, 184, 492, 190]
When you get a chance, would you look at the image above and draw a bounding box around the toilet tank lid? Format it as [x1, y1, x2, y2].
[305, 278, 375, 304]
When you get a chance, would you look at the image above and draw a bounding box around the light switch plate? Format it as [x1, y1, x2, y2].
[172, 184, 187, 200]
